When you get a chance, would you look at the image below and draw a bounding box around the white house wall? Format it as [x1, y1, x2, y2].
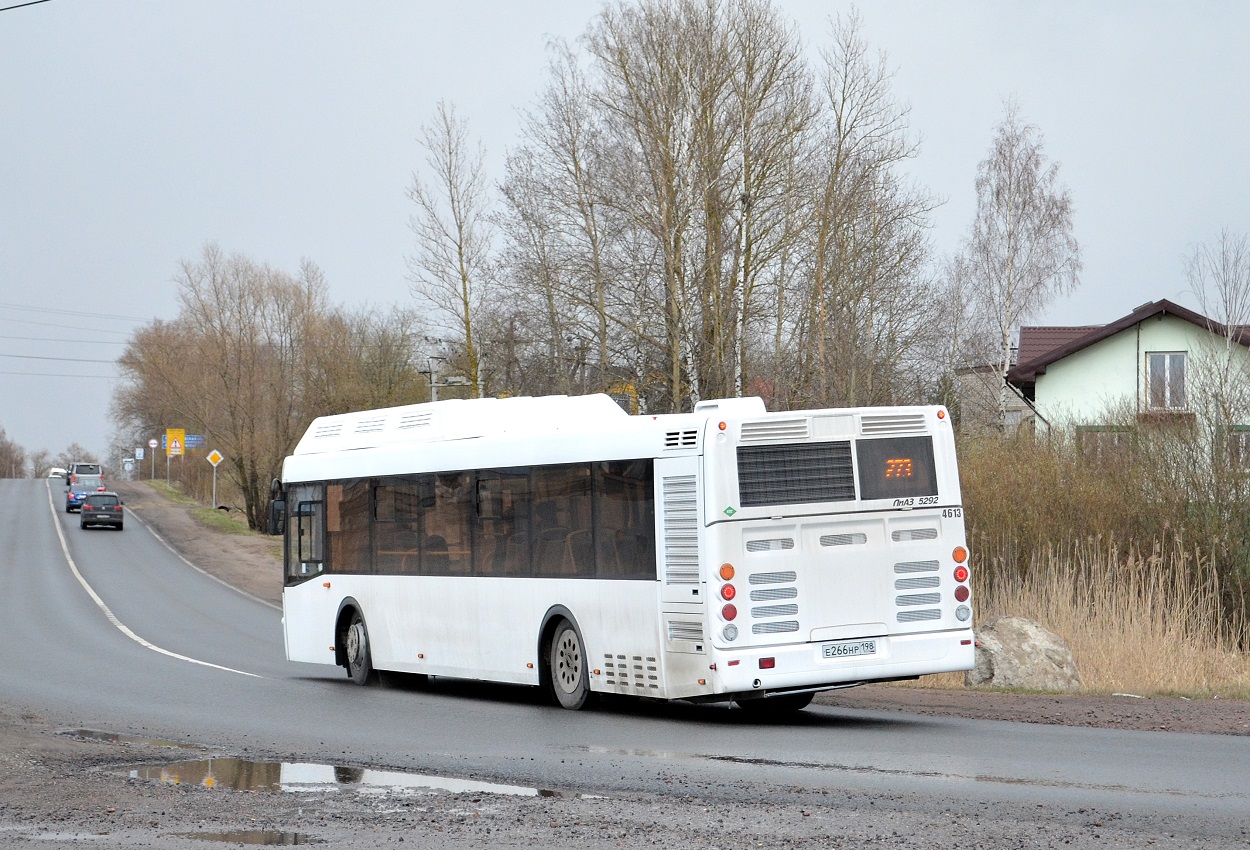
[1033, 313, 1244, 425]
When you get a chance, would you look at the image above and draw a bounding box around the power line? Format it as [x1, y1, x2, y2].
[0, 301, 149, 323]
[0, 333, 127, 345]
[0, 370, 116, 379]
[0, 316, 134, 335]
[0, 0, 53, 11]
[0, 353, 117, 364]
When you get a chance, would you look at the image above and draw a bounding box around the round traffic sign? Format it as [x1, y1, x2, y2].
[148, 439, 158, 449]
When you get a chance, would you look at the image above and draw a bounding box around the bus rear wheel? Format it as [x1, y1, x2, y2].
[547, 619, 592, 710]
[343, 610, 377, 686]
[734, 692, 814, 715]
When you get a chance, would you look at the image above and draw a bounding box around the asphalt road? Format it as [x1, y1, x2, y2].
[3, 477, 1249, 846]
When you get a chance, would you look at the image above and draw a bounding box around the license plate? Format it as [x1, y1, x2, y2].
[821, 638, 877, 659]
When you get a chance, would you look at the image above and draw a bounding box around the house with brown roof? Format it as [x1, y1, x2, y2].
[1004, 299, 1250, 452]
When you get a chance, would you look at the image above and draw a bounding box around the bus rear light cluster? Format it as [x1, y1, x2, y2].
[719, 562, 740, 641]
[953, 547, 972, 618]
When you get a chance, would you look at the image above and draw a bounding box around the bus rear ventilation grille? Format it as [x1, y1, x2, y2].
[897, 609, 942, 622]
[752, 620, 799, 634]
[740, 418, 808, 442]
[860, 413, 927, 435]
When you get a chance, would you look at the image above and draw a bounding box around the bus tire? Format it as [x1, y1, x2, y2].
[547, 618, 592, 710]
[343, 610, 377, 686]
[734, 692, 814, 715]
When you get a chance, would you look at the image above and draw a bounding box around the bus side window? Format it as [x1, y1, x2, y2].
[594, 460, 656, 580]
[423, 472, 472, 575]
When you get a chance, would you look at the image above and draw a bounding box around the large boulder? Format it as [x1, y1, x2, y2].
[965, 616, 1082, 692]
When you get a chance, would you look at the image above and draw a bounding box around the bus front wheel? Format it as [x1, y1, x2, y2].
[547, 619, 593, 710]
[343, 610, 377, 686]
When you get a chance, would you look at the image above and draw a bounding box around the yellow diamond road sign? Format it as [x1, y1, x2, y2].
[207, 450, 223, 467]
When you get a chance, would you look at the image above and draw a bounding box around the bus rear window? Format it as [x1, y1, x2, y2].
[855, 436, 937, 501]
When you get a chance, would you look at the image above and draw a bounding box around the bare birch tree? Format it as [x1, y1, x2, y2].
[788, 11, 935, 408]
[407, 101, 493, 397]
[1186, 230, 1250, 468]
[958, 99, 1081, 427]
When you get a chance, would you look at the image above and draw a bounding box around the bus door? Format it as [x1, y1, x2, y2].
[283, 483, 337, 664]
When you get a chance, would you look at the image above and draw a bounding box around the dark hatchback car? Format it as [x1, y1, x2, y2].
[66, 475, 106, 512]
[79, 491, 124, 530]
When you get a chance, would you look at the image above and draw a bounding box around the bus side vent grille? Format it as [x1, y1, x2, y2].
[752, 621, 799, 634]
[751, 604, 799, 618]
[398, 412, 433, 430]
[661, 475, 700, 586]
[354, 416, 387, 434]
[748, 570, 797, 585]
[740, 418, 809, 442]
[750, 587, 797, 601]
[895, 576, 940, 590]
[897, 593, 941, 607]
[746, 538, 794, 552]
[668, 620, 704, 642]
[664, 430, 699, 449]
[892, 528, 938, 541]
[861, 413, 927, 435]
[898, 609, 942, 622]
[894, 559, 940, 574]
[312, 423, 343, 439]
[821, 533, 867, 547]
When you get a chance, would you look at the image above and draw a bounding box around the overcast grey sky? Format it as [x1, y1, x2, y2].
[2, 1, 1247, 462]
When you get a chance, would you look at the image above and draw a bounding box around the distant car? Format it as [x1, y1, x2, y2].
[66, 475, 106, 512]
[66, 462, 103, 487]
[79, 491, 123, 530]
[47, 467, 68, 479]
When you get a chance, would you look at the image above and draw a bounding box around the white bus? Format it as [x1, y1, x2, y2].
[280, 393, 974, 712]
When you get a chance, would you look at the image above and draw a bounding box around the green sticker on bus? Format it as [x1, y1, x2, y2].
[724, 506, 737, 517]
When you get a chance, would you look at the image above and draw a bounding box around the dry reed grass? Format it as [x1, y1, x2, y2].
[929, 432, 1250, 697]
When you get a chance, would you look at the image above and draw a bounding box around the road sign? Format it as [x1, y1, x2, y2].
[135, 448, 145, 460]
[148, 438, 158, 449]
[207, 450, 223, 467]
[186, 434, 206, 449]
[166, 428, 185, 457]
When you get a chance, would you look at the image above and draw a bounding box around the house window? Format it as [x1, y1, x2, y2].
[1147, 352, 1187, 410]
[1228, 427, 1250, 471]
[1077, 425, 1133, 463]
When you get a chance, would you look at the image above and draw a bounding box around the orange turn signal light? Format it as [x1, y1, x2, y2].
[953, 546, 968, 564]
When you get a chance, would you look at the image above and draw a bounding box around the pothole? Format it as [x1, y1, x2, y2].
[58, 729, 207, 749]
[173, 830, 322, 845]
[121, 758, 577, 797]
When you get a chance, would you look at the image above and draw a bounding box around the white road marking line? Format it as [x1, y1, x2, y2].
[46, 482, 262, 678]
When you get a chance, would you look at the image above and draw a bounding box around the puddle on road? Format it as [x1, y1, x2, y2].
[174, 830, 321, 845]
[120, 758, 576, 798]
[58, 728, 206, 749]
